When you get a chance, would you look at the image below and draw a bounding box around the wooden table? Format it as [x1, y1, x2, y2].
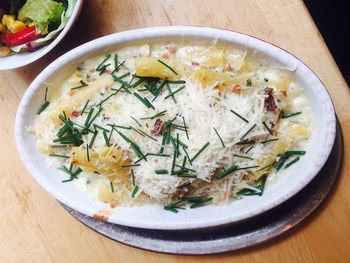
[1, 0, 349, 262]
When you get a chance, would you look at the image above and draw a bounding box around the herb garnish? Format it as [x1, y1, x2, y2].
[190, 142, 210, 162]
[230, 109, 249, 123]
[157, 59, 178, 75]
[281, 111, 302, 119]
[37, 87, 50, 115]
[213, 127, 225, 147]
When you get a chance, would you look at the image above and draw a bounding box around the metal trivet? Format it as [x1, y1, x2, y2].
[61, 120, 343, 255]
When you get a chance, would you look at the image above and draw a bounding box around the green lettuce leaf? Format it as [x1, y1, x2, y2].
[18, 0, 65, 34]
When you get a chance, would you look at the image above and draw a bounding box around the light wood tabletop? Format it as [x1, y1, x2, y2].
[1, 0, 349, 262]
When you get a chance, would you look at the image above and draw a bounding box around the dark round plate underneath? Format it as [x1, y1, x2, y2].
[61, 120, 343, 255]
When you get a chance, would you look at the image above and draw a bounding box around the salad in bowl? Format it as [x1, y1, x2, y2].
[0, 0, 76, 58]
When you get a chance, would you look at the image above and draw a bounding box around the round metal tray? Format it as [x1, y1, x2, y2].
[62, 120, 343, 255]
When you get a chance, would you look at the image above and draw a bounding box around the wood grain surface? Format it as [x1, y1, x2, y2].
[1, 0, 349, 262]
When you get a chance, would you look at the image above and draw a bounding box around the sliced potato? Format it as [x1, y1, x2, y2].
[192, 68, 239, 90]
[135, 57, 179, 79]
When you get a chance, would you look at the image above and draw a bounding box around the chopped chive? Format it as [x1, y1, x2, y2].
[155, 169, 168, 174]
[88, 131, 98, 149]
[284, 150, 306, 156]
[171, 150, 176, 173]
[140, 110, 167, 120]
[84, 108, 94, 127]
[44, 87, 48, 101]
[112, 75, 132, 92]
[165, 82, 176, 103]
[176, 174, 197, 178]
[262, 121, 273, 135]
[103, 131, 111, 147]
[131, 185, 139, 198]
[233, 154, 254, 160]
[175, 164, 196, 172]
[71, 80, 88, 90]
[180, 196, 204, 202]
[182, 116, 189, 140]
[164, 86, 185, 100]
[236, 140, 255, 145]
[96, 91, 119, 107]
[164, 206, 179, 213]
[213, 127, 225, 147]
[190, 142, 210, 162]
[157, 59, 178, 75]
[130, 116, 142, 127]
[110, 181, 115, 193]
[216, 164, 239, 180]
[167, 80, 186, 84]
[147, 153, 171, 157]
[281, 111, 302, 119]
[143, 97, 155, 109]
[237, 175, 267, 196]
[246, 79, 252, 86]
[264, 78, 269, 82]
[130, 126, 145, 137]
[49, 154, 70, 158]
[131, 78, 144, 88]
[96, 55, 111, 71]
[230, 109, 249, 123]
[80, 100, 90, 115]
[107, 124, 131, 130]
[86, 144, 90, 161]
[131, 169, 135, 186]
[138, 129, 157, 141]
[37, 101, 50, 115]
[152, 78, 167, 102]
[261, 138, 279, 144]
[240, 124, 257, 140]
[256, 162, 276, 172]
[133, 92, 154, 109]
[93, 124, 110, 132]
[190, 197, 213, 209]
[170, 136, 179, 155]
[182, 147, 192, 165]
[236, 165, 259, 171]
[245, 145, 255, 154]
[177, 139, 188, 149]
[285, 156, 300, 169]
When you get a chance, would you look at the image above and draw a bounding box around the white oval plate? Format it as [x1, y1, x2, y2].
[0, 0, 84, 70]
[15, 27, 336, 230]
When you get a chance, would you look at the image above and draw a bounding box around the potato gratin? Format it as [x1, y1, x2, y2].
[32, 41, 314, 212]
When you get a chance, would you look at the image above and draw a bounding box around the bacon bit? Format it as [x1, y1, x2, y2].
[281, 90, 287, 97]
[110, 202, 117, 209]
[93, 213, 109, 222]
[167, 45, 177, 53]
[264, 87, 277, 111]
[67, 90, 74, 96]
[25, 42, 35, 52]
[161, 51, 170, 59]
[150, 119, 164, 135]
[93, 209, 111, 222]
[71, 110, 80, 117]
[191, 61, 200, 67]
[176, 187, 189, 199]
[224, 63, 232, 72]
[231, 85, 242, 94]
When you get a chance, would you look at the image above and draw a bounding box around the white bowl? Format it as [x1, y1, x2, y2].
[0, 0, 84, 70]
[15, 26, 336, 230]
